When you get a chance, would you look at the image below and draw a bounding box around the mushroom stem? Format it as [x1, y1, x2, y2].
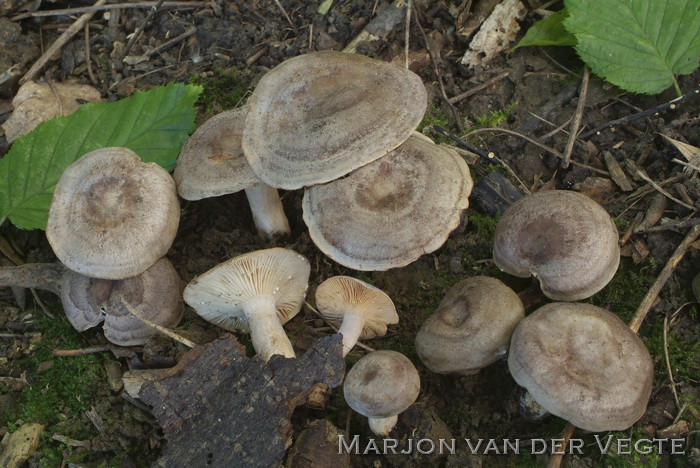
[336, 311, 364, 357]
[368, 415, 398, 436]
[242, 295, 295, 360]
[244, 184, 291, 239]
[0, 263, 65, 295]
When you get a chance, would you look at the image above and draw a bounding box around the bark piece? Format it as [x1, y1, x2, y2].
[140, 334, 344, 468]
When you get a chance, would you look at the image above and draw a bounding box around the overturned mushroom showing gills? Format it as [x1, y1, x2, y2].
[492, 190, 620, 301]
[415, 276, 524, 375]
[242, 50, 428, 189]
[315, 276, 398, 356]
[344, 350, 420, 436]
[303, 135, 473, 270]
[47, 147, 180, 280]
[173, 107, 290, 238]
[508, 302, 653, 432]
[183, 248, 310, 360]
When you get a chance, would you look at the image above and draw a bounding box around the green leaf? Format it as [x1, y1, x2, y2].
[564, 0, 700, 95]
[0, 83, 201, 230]
[511, 10, 577, 51]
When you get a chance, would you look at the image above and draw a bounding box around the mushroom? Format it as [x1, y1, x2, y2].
[302, 135, 473, 270]
[492, 190, 620, 301]
[415, 276, 524, 375]
[182, 248, 310, 360]
[344, 350, 420, 436]
[46, 147, 180, 280]
[508, 302, 653, 432]
[242, 50, 427, 189]
[173, 107, 290, 238]
[0, 258, 183, 346]
[314, 276, 398, 356]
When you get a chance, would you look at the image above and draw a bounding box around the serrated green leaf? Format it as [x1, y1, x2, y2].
[564, 0, 700, 95]
[511, 10, 577, 51]
[0, 83, 201, 230]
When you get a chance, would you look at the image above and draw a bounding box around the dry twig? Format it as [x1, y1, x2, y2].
[561, 65, 589, 169]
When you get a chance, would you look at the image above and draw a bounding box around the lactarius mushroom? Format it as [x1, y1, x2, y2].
[173, 107, 290, 238]
[303, 135, 473, 270]
[493, 190, 619, 301]
[415, 276, 524, 375]
[315, 276, 398, 356]
[0, 258, 183, 346]
[242, 50, 427, 189]
[183, 248, 310, 360]
[508, 302, 653, 432]
[344, 350, 420, 436]
[46, 147, 180, 280]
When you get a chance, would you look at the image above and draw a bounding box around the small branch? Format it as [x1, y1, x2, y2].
[448, 71, 510, 105]
[663, 315, 680, 408]
[545, 422, 576, 468]
[10, 1, 207, 21]
[117, 293, 196, 348]
[561, 65, 589, 169]
[119, 0, 166, 62]
[635, 170, 696, 212]
[53, 344, 113, 356]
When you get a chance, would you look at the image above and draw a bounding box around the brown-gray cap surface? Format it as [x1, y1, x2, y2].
[242, 50, 428, 189]
[492, 190, 619, 301]
[47, 147, 180, 280]
[303, 135, 473, 271]
[508, 302, 653, 432]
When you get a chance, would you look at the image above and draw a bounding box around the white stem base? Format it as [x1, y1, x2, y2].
[243, 295, 295, 361]
[244, 184, 291, 239]
[368, 415, 398, 436]
[337, 311, 364, 357]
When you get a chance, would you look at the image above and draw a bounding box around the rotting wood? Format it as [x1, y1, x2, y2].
[602, 151, 635, 191]
[343, 0, 406, 54]
[140, 334, 344, 468]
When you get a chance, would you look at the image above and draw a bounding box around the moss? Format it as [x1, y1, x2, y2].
[188, 67, 250, 116]
[465, 102, 519, 134]
[418, 103, 453, 144]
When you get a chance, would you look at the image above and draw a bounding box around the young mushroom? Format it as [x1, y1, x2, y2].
[508, 302, 653, 432]
[314, 276, 398, 356]
[492, 190, 620, 301]
[415, 276, 524, 375]
[173, 107, 290, 238]
[182, 248, 310, 360]
[46, 147, 180, 280]
[303, 135, 473, 270]
[242, 50, 427, 189]
[343, 350, 420, 436]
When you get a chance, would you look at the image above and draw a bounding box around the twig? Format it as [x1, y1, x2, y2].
[84, 23, 96, 85]
[628, 224, 700, 333]
[117, 293, 196, 348]
[142, 26, 196, 57]
[663, 315, 680, 408]
[119, 0, 166, 62]
[448, 71, 510, 105]
[273, 0, 296, 30]
[21, 0, 108, 84]
[304, 301, 375, 352]
[10, 1, 207, 21]
[561, 65, 589, 169]
[404, 0, 411, 69]
[638, 217, 700, 233]
[545, 423, 576, 468]
[579, 85, 700, 139]
[635, 170, 696, 212]
[53, 344, 112, 356]
[431, 124, 494, 162]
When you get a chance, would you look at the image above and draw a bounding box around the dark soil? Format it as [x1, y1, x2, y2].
[0, 1, 699, 467]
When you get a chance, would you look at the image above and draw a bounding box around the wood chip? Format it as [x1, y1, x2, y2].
[602, 151, 635, 191]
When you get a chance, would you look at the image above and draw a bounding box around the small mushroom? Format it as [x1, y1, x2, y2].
[242, 50, 427, 189]
[173, 107, 290, 238]
[343, 350, 420, 436]
[508, 302, 653, 432]
[492, 190, 620, 301]
[303, 135, 473, 270]
[47, 147, 180, 280]
[182, 248, 310, 360]
[415, 276, 524, 375]
[315, 276, 398, 356]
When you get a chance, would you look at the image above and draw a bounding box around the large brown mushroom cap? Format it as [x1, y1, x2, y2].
[302, 135, 473, 271]
[415, 276, 524, 375]
[242, 50, 428, 189]
[508, 302, 653, 432]
[173, 107, 260, 200]
[492, 190, 620, 301]
[47, 147, 180, 280]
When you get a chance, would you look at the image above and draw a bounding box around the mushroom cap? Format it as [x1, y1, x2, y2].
[173, 107, 261, 200]
[315, 276, 398, 340]
[492, 190, 620, 301]
[302, 136, 473, 271]
[182, 248, 310, 332]
[242, 50, 428, 189]
[508, 302, 653, 432]
[344, 350, 420, 419]
[47, 147, 180, 280]
[61, 269, 114, 332]
[415, 276, 524, 375]
[103, 256, 184, 346]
